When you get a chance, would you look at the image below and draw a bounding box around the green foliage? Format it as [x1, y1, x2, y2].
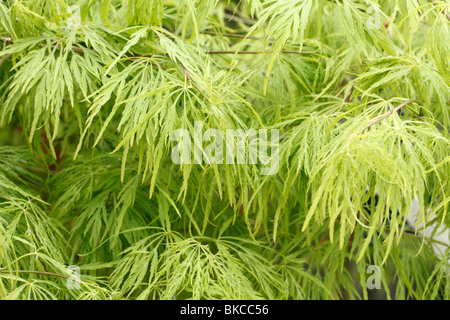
[0, 0, 449, 300]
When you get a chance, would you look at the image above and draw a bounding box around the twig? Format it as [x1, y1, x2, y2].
[201, 30, 273, 41]
[358, 99, 420, 133]
[0, 53, 10, 66]
[0, 268, 102, 290]
[0, 269, 73, 280]
[126, 56, 168, 69]
[429, 0, 450, 21]
[223, 12, 257, 26]
[0, 37, 11, 66]
[181, 64, 211, 103]
[2, 36, 314, 67]
[1, 36, 13, 43]
[206, 50, 314, 55]
[0, 195, 15, 201]
[402, 230, 450, 249]
[63, 44, 84, 53]
[129, 50, 313, 56]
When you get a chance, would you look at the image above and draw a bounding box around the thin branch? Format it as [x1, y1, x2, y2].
[130, 50, 313, 57]
[0, 195, 15, 201]
[201, 30, 273, 41]
[358, 99, 420, 133]
[125, 56, 168, 69]
[206, 50, 314, 55]
[63, 44, 84, 53]
[181, 64, 211, 103]
[0, 269, 104, 290]
[223, 12, 257, 26]
[429, 0, 450, 21]
[1, 36, 314, 72]
[1, 36, 13, 43]
[402, 230, 450, 249]
[130, 53, 168, 58]
[0, 37, 11, 66]
[0, 54, 10, 66]
[0, 269, 73, 280]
